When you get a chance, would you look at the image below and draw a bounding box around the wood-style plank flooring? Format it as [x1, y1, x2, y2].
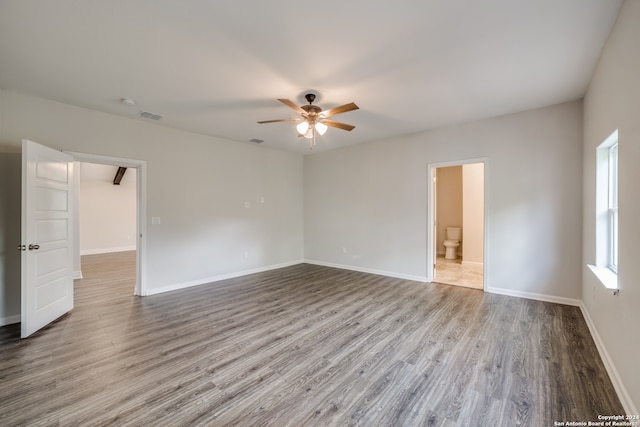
[0, 251, 623, 426]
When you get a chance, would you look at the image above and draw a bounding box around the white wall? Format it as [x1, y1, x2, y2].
[79, 163, 137, 255]
[582, 0, 640, 414]
[0, 92, 585, 329]
[0, 90, 304, 299]
[436, 166, 462, 255]
[0, 153, 21, 325]
[305, 101, 584, 299]
[462, 163, 484, 264]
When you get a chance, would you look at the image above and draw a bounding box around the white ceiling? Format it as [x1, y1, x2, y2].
[0, 1, 622, 154]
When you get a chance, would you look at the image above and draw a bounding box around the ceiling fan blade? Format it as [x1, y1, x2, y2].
[321, 102, 359, 118]
[321, 119, 355, 131]
[278, 99, 306, 115]
[257, 118, 298, 124]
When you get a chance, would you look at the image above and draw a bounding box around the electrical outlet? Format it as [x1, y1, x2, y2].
[151, 217, 161, 225]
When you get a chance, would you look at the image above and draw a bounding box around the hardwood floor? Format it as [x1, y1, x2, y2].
[0, 251, 623, 426]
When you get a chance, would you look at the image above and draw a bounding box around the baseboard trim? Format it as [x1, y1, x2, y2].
[485, 286, 581, 307]
[144, 260, 305, 296]
[486, 286, 634, 413]
[80, 246, 136, 256]
[304, 259, 427, 283]
[73, 270, 83, 280]
[461, 261, 483, 267]
[1, 314, 20, 327]
[580, 303, 638, 415]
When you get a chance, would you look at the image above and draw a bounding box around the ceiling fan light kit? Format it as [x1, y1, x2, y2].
[315, 122, 328, 135]
[296, 121, 327, 137]
[258, 93, 358, 149]
[296, 121, 309, 134]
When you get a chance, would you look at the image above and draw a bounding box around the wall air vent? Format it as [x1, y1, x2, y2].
[249, 138, 264, 144]
[139, 111, 163, 121]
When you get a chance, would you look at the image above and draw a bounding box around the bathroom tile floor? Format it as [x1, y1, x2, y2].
[434, 256, 483, 289]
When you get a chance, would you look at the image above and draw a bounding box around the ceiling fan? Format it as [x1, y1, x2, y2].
[258, 93, 359, 148]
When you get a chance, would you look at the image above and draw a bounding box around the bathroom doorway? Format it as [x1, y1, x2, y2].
[427, 159, 486, 289]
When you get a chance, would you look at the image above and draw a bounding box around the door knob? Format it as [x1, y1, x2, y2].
[28, 244, 40, 250]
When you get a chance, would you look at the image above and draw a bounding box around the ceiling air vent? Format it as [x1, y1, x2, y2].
[139, 111, 163, 121]
[113, 167, 127, 185]
[249, 138, 264, 144]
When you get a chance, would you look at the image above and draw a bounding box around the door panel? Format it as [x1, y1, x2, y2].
[36, 219, 68, 242]
[35, 186, 69, 210]
[21, 139, 74, 338]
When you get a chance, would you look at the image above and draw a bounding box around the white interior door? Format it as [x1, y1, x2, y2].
[21, 139, 74, 338]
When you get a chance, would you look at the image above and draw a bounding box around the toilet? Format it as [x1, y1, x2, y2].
[443, 227, 461, 260]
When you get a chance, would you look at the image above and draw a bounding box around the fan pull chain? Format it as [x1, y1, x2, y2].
[309, 130, 316, 149]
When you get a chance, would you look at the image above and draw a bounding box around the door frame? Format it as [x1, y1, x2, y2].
[427, 157, 488, 287]
[67, 151, 147, 296]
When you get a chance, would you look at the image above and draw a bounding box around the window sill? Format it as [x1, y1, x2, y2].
[588, 265, 619, 295]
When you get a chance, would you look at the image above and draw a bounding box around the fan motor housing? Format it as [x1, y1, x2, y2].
[301, 104, 322, 117]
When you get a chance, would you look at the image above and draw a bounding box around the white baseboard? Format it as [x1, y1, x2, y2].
[437, 251, 464, 257]
[80, 246, 136, 256]
[144, 260, 305, 296]
[461, 261, 483, 267]
[1, 314, 20, 327]
[73, 270, 83, 280]
[580, 303, 638, 415]
[486, 286, 636, 413]
[485, 286, 581, 307]
[303, 259, 427, 282]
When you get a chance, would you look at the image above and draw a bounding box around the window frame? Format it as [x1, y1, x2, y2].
[607, 142, 618, 273]
[589, 129, 618, 293]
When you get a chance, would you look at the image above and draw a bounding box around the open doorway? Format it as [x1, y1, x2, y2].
[78, 163, 137, 256]
[69, 152, 147, 296]
[76, 162, 137, 299]
[427, 159, 486, 289]
[14, 141, 147, 337]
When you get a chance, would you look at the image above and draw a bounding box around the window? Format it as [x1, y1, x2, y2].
[608, 142, 618, 272]
[590, 130, 618, 292]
